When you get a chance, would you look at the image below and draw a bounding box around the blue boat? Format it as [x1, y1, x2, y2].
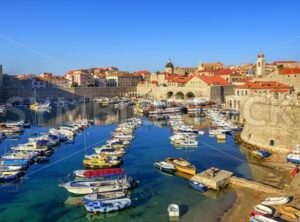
[252, 150, 271, 158]
[286, 154, 300, 164]
[0, 159, 29, 168]
[188, 180, 208, 192]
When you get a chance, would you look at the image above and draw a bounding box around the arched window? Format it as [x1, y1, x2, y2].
[269, 139, 275, 146]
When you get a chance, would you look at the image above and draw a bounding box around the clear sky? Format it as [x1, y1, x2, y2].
[0, 0, 300, 75]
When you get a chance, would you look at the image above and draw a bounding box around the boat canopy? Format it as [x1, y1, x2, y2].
[83, 168, 125, 178]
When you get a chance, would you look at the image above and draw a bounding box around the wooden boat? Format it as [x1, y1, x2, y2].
[168, 204, 179, 218]
[188, 180, 208, 192]
[250, 215, 279, 222]
[82, 191, 127, 203]
[74, 168, 125, 179]
[84, 197, 131, 213]
[154, 160, 176, 173]
[165, 157, 196, 175]
[280, 206, 300, 216]
[286, 154, 300, 164]
[254, 204, 274, 215]
[278, 207, 297, 219]
[261, 196, 290, 206]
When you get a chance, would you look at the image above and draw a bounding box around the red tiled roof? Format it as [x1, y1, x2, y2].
[236, 81, 290, 90]
[215, 69, 242, 76]
[199, 75, 231, 86]
[167, 76, 193, 83]
[235, 77, 253, 83]
[279, 68, 300, 75]
[273, 61, 298, 65]
[134, 70, 151, 75]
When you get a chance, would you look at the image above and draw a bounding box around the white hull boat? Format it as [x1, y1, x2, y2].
[261, 196, 290, 206]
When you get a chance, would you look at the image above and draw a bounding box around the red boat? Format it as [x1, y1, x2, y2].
[250, 211, 266, 217]
[291, 167, 299, 177]
[74, 168, 125, 178]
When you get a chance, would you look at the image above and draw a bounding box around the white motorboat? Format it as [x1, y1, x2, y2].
[82, 191, 127, 203]
[11, 141, 48, 152]
[112, 133, 133, 140]
[61, 178, 133, 195]
[261, 196, 290, 206]
[254, 204, 274, 215]
[250, 215, 279, 222]
[84, 197, 131, 213]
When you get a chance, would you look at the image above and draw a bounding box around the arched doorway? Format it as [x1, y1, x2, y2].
[166, 91, 174, 99]
[186, 92, 195, 99]
[175, 92, 184, 100]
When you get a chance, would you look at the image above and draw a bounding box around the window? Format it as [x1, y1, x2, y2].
[269, 139, 275, 146]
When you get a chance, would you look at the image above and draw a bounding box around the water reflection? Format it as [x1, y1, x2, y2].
[1, 103, 134, 127]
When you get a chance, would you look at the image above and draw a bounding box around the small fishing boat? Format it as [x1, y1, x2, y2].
[94, 148, 126, 157]
[286, 154, 300, 164]
[278, 207, 297, 219]
[168, 204, 179, 218]
[74, 168, 125, 179]
[84, 197, 131, 213]
[254, 204, 274, 215]
[82, 191, 127, 203]
[83, 157, 121, 169]
[188, 180, 208, 192]
[154, 160, 176, 173]
[252, 150, 271, 159]
[165, 157, 196, 175]
[261, 196, 290, 206]
[250, 215, 279, 222]
[177, 140, 198, 147]
[279, 206, 300, 216]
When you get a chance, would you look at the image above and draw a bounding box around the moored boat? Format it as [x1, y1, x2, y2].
[84, 197, 131, 213]
[286, 154, 300, 164]
[165, 157, 196, 175]
[74, 168, 125, 179]
[261, 196, 291, 206]
[250, 215, 279, 222]
[82, 191, 127, 204]
[188, 180, 208, 192]
[254, 204, 274, 215]
[154, 160, 176, 173]
[252, 150, 271, 159]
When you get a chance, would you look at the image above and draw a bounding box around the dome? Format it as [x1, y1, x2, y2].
[165, 59, 174, 68]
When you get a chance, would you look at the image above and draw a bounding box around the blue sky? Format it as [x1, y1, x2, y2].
[0, 0, 300, 75]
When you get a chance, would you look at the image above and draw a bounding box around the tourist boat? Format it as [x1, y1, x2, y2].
[168, 204, 179, 218]
[252, 150, 271, 159]
[286, 154, 300, 164]
[74, 168, 125, 179]
[61, 177, 134, 195]
[84, 197, 131, 213]
[154, 160, 176, 173]
[254, 204, 274, 215]
[0, 171, 24, 183]
[83, 158, 121, 169]
[0, 159, 29, 168]
[165, 157, 196, 175]
[260, 196, 291, 206]
[250, 215, 278, 222]
[82, 191, 127, 204]
[188, 180, 208, 192]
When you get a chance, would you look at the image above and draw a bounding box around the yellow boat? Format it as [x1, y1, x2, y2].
[83, 158, 121, 169]
[280, 206, 300, 217]
[166, 157, 196, 175]
[30, 103, 38, 110]
[216, 133, 226, 140]
[278, 207, 297, 219]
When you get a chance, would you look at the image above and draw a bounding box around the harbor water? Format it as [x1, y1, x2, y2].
[0, 104, 254, 222]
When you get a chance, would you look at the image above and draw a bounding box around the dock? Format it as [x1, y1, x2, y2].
[191, 167, 283, 193]
[191, 168, 233, 190]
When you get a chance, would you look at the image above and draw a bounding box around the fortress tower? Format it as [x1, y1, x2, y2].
[256, 53, 265, 76]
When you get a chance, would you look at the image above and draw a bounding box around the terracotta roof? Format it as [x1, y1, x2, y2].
[279, 68, 300, 75]
[236, 81, 290, 90]
[167, 76, 193, 83]
[134, 70, 151, 75]
[199, 75, 231, 86]
[235, 77, 253, 83]
[273, 61, 298, 65]
[215, 69, 241, 76]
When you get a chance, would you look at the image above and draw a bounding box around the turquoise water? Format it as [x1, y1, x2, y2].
[0, 106, 253, 222]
